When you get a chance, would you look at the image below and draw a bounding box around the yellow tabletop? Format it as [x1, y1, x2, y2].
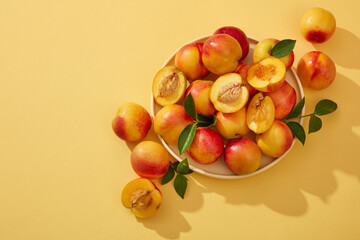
[1, 0, 359, 239]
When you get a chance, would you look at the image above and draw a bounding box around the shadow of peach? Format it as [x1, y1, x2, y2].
[191, 72, 360, 216]
[313, 27, 360, 69]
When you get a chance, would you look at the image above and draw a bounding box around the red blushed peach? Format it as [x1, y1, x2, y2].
[265, 81, 296, 119]
[253, 38, 295, 71]
[233, 62, 257, 97]
[187, 128, 224, 165]
[202, 34, 242, 75]
[297, 51, 336, 90]
[174, 43, 209, 81]
[214, 26, 249, 61]
[300, 7, 336, 44]
[154, 104, 194, 145]
[224, 138, 262, 175]
[184, 80, 216, 116]
[215, 107, 249, 139]
[112, 103, 152, 142]
[256, 120, 293, 158]
[131, 141, 169, 179]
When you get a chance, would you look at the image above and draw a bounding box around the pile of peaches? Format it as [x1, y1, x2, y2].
[114, 7, 337, 218]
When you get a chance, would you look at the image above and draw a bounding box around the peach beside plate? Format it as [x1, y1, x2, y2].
[151, 35, 305, 179]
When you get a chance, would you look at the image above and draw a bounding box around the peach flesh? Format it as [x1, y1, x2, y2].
[233, 62, 257, 97]
[131, 141, 169, 179]
[112, 103, 152, 142]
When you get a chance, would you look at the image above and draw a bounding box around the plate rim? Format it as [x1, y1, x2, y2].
[150, 35, 305, 179]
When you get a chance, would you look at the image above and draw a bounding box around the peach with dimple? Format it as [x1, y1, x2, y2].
[265, 81, 296, 119]
[215, 107, 249, 139]
[184, 80, 216, 116]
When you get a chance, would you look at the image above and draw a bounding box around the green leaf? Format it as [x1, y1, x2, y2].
[271, 39, 296, 58]
[315, 99, 338, 116]
[177, 124, 197, 155]
[174, 174, 187, 199]
[161, 164, 175, 185]
[284, 97, 305, 119]
[309, 115, 322, 134]
[172, 161, 179, 170]
[176, 158, 190, 174]
[197, 113, 217, 127]
[183, 169, 193, 175]
[183, 93, 197, 121]
[286, 121, 306, 145]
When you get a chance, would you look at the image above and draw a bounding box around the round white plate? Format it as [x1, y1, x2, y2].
[151, 35, 305, 179]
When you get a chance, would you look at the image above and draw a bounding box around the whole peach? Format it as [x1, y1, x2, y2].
[214, 26, 249, 61]
[300, 7, 336, 44]
[112, 103, 152, 142]
[174, 43, 209, 81]
[154, 104, 194, 145]
[202, 34, 242, 75]
[256, 120, 293, 158]
[297, 51, 336, 90]
[184, 80, 216, 116]
[224, 138, 262, 175]
[187, 127, 224, 165]
[265, 81, 296, 119]
[131, 141, 169, 179]
[233, 62, 257, 97]
[215, 107, 249, 139]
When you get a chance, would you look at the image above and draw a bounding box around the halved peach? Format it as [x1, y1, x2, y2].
[121, 178, 162, 218]
[152, 66, 187, 106]
[210, 73, 249, 113]
[247, 57, 286, 92]
[246, 92, 275, 134]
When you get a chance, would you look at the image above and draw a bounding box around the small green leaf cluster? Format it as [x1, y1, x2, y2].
[161, 158, 193, 199]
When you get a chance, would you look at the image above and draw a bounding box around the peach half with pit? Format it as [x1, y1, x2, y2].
[247, 57, 286, 92]
[210, 73, 249, 113]
[265, 81, 296, 119]
[233, 62, 257, 98]
[215, 107, 249, 139]
[112, 102, 152, 142]
[174, 42, 209, 81]
[121, 178, 162, 218]
[224, 138, 262, 175]
[256, 120, 293, 158]
[152, 66, 187, 107]
[246, 92, 275, 134]
[184, 80, 216, 116]
[300, 7, 336, 44]
[297, 51, 336, 90]
[154, 104, 194, 145]
[253, 38, 295, 71]
[187, 127, 224, 165]
[214, 26, 249, 61]
[131, 141, 169, 179]
[202, 34, 242, 75]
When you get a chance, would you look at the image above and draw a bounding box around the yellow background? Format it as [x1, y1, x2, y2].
[1, 0, 359, 239]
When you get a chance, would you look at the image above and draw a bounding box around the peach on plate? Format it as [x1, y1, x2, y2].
[253, 38, 295, 71]
[131, 141, 169, 179]
[256, 120, 293, 158]
[121, 178, 162, 218]
[112, 102, 152, 142]
[214, 26, 249, 61]
[265, 81, 296, 119]
[233, 62, 257, 97]
[297, 51, 336, 90]
[187, 127, 224, 165]
[300, 7, 336, 44]
[215, 107, 249, 139]
[184, 80, 216, 116]
[202, 34, 242, 75]
[224, 138, 262, 175]
[154, 104, 194, 145]
[174, 42, 209, 81]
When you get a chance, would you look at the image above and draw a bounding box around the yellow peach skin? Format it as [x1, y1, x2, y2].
[256, 120, 293, 158]
[184, 80, 216, 116]
[112, 103, 152, 142]
[131, 141, 169, 179]
[265, 81, 296, 119]
[202, 34, 242, 75]
[297, 51, 336, 90]
[300, 7, 336, 44]
[215, 107, 249, 139]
